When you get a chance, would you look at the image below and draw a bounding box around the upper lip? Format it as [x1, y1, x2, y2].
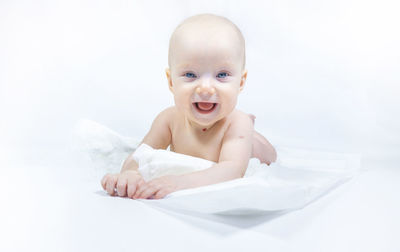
[192, 93, 218, 103]
[192, 97, 218, 103]
[192, 101, 218, 103]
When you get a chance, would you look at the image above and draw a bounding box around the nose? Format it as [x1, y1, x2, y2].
[195, 79, 216, 96]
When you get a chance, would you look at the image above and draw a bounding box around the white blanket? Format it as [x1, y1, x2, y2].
[133, 143, 271, 181]
[72, 119, 361, 215]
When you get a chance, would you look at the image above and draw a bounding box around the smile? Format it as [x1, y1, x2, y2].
[193, 102, 218, 114]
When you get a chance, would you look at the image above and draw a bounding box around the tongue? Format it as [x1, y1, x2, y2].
[198, 102, 214, 111]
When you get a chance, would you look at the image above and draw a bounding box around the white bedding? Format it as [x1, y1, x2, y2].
[3, 120, 397, 252]
[73, 119, 360, 215]
[3, 161, 399, 252]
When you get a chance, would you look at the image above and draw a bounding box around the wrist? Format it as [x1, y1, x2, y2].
[121, 155, 139, 173]
[121, 169, 140, 175]
[177, 173, 197, 190]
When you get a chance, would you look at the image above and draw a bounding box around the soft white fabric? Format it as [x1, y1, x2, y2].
[133, 143, 270, 182]
[73, 119, 360, 215]
[71, 119, 140, 174]
[133, 143, 359, 215]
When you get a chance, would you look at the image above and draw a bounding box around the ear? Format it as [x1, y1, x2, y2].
[239, 69, 248, 92]
[165, 68, 174, 93]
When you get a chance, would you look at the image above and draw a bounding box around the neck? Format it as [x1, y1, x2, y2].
[186, 118, 221, 134]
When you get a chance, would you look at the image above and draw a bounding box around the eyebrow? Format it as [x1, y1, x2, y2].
[176, 63, 193, 69]
[176, 61, 236, 70]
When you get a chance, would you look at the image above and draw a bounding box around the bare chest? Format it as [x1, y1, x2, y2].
[170, 121, 228, 163]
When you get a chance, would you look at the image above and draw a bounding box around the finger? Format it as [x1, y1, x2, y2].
[127, 182, 137, 198]
[116, 177, 128, 197]
[133, 183, 146, 199]
[138, 181, 161, 199]
[101, 174, 111, 190]
[139, 185, 160, 199]
[127, 176, 143, 198]
[106, 175, 118, 196]
[133, 179, 146, 199]
[153, 189, 169, 199]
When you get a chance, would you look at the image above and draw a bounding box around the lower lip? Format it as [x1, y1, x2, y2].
[193, 103, 218, 114]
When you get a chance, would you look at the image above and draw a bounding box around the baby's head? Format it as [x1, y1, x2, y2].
[166, 14, 247, 129]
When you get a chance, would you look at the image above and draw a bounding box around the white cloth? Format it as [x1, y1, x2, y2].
[133, 143, 359, 215]
[133, 143, 270, 182]
[73, 119, 361, 215]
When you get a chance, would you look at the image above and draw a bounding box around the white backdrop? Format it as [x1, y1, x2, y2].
[1, 1, 400, 252]
[1, 0, 399, 167]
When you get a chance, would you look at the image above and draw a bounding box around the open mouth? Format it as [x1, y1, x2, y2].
[193, 102, 218, 114]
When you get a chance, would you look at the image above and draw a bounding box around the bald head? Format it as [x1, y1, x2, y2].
[168, 14, 246, 70]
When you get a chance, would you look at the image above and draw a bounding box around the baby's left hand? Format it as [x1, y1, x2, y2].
[133, 175, 185, 199]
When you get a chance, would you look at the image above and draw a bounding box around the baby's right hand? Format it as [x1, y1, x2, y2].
[101, 170, 145, 198]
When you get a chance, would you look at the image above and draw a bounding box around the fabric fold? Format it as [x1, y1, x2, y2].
[73, 119, 360, 215]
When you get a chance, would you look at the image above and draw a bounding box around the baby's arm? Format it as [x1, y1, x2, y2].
[180, 113, 254, 187]
[135, 113, 254, 199]
[101, 107, 173, 198]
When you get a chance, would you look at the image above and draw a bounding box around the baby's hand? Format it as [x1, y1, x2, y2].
[133, 175, 184, 200]
[101, 170, 145, 198]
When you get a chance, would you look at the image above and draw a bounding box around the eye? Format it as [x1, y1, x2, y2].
[184, 72, 197, 78]
[216, 72, 229, 79]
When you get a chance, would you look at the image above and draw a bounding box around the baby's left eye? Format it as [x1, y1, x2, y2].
[216, 72, 228, 78]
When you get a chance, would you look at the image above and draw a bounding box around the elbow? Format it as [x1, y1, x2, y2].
[264, 146, 277, 166]
[260, 145, 277, 165]
[239, 169, 246, 178]
[270, 146, 277, 163]
[239, 161, 250, 178]
[227, 162, 247, 179]
[234, 165, 247, 179]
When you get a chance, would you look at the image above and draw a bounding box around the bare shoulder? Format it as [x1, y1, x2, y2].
[149, 106, 171, 129]
[218, 109, 254, 166]
[228, 109, 253, 127]
[142, 106, 177, 150]
[223, 109, 254, 139]
[158, 106, 177, 119]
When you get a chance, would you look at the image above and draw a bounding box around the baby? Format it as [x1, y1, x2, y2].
[101, 14, 277, 199]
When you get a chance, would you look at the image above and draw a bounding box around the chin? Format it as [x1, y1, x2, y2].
[194, 118, 219, 127]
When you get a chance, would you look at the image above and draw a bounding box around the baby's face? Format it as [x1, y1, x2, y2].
[166, 24, 247, 128]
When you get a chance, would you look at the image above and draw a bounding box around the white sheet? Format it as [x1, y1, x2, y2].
[2, 161, 399, 252]
[73, 119, 360, 215]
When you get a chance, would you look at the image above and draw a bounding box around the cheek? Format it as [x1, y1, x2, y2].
[220, 86, 239, 101]
[173, 87, 192, 109]
[220, 88, 239, 112]
[227, 96, 238, 109]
